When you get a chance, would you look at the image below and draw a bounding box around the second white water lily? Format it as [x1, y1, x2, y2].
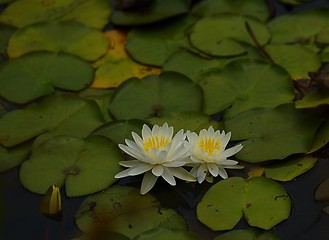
[187, 126, 243, 183]
[115, 123, 195, 194]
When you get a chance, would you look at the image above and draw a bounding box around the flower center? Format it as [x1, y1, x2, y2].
[143, 135, 170, 152]
[198, 137, 220, 156]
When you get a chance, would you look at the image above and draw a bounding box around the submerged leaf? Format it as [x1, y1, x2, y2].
[197, 177, 291, 230]
[20, 135, 123, 196]
[315, 177, 329, 201]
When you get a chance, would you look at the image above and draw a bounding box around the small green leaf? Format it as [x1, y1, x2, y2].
[20, 135, 123, 196]
[0, 52, 94, 104]
[109, 72, 203, 120]
[111, 0, 190, 26]
[8, 21, 108, 61]
[133, 227, 201, 240]
[197, 177, 291, 230]
[265, 156, 318, 181]
[295, 91, 329, 109]
[190, 15, 270, 57]
[308, 120, 329, 153]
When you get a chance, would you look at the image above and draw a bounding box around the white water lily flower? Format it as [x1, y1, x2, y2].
[186, 126, 243, 183]
[115, 123, 195, 194]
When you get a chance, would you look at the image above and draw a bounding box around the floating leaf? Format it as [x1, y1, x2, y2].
[0, 142, 30, 172]
[315, 177, 329, 201]
[197, 177, 291, 230]
[40, 185, 62, 221]
[268, 10, 329, 44]
[224, 104, 322, 162]
[0, 52, 94, 104]
[20, 135, 123, 196]
[0, 24, 16, 56]
[213, 229, 281, 240]
[71, 232, 130, 240]
[111, 0, 190, 26]
[91, 119, 147, 144]
[8, 21, 108, 61]
[190, 15, 270, 57]
[92, 30, 161, 88]
[134, 227, 201, 240]
[199, 59, 295, 117]
[126, 16, 197, 66]
[109, 72, 203, 120]
[75, 185, 187, 238]
[321, 47, 329, 62]
[0, 94, 105, 147]
[192, 0, 270, 22]
[265, 156, 318, 181]
[279, 0, 312, 5]
[265, 45, 321, 80]
[0, 0, 111, 29]
[148, 111, 211, 133]
[308, 120, 329, 153]
[295, 91, 329, 109]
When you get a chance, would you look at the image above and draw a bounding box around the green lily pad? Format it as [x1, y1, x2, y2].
[0, 0, 111, 29]
[315, 177, 329, 201]
[20, 135, 123, 196]
[192, 0, 270, 22]
[126, 15, 197, 66]
[8, 21, 108, 61]
[148, 111, 211, 133]
[71, 232, 130, 240]
[279, 0, 312, 5]
[197, 177, 291, 230]
[111, 0, 190, 26]
[0, 0, 14, 4]
[268, 10, 329, 44]
[295, 91, 329, 109]
[321, 47, 329, 62]
[109, 72, 203, 120]
[91, 119, 147, 144]
[190, 15, 270, 57]
[224, 104, 322, 162]
[265, 156, 318, 181]
[199, 59, 295, 117]
[308, 120, 329, 153]
[265, 44, 321, 80]
[75, 185, 187, 238]
[213, 229, 281, 240]
[0, 93, 105, 147]
[0, 52, 94, 104]
[0, 24, 16, 56]
[0, 142, 30, 172]
[134, 227, 201, 240]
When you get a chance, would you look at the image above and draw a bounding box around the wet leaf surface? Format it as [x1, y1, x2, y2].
[213, 229, 281, 240]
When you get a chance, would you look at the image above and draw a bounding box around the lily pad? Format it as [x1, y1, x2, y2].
[315, 177, 329, 201]
[20, 135, 123, 196]
[265, 156, 318, 181]
[0, 24, 16, 56]
[321, 47, 329, 62]
[92, 30, 161, 88]
[75, 185, 187, 238]
[192, 0, 270, 22]
[126, 15, 197, 66]
[199, 59, 295, 117]
[0, 93, 105, 147]
[265, 44, 321, 80]
[308, 120, 329, 153]
[0, 52, 94, 104]
[7, 21, 108, 61]
[148, 111, 211, 133]
[0, 0, 111, 29]
[213, 229, 281, 240]
[190, 15, 270, 57]
[134, 227, 201, 240]
[224, 104, 322, 162]
[0, 142, 30, 172]
[91, 119, 147, 144]
[268, 10, 329, 44]
[109, 72, 203, 120]
[71, 232, 130, 240]
[197, 177, 291, 230]
[295, 91, 329, 109]
[111, 0, 191, 26]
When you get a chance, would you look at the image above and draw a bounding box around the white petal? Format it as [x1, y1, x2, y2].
[118, 144, 145, 161]
[128, 164, 153, 176]
[152, 165, 164, 177]
[218, 168, 228, 179]
[219, 159, 239, 166]
[208, 163, 219, 177]
[186, 131, 198, 145]
[119, 160, 146, 167]
[163, 157, 190, 167]
[197, 164, 208, 183]
[131, 132, 143, 148]
[220, 132, 231, 150]
[221, 144, 243, 159]
[152, 124, 160, 136]
[208, 126, 215, 135]
[161, 167, 176, 186]
[125, 139, 141, 152]
[223, 164, 244, 169]
[115, 169, 131, 178]
[190, 155, 202, 163]
[142, 124, 152, 140]
[190, 166, 199, 177]
[141, 171, 158, 195]
[170, 129, 186, 149]
[156, 150, 168, 163]
[170, 167, 196, 182]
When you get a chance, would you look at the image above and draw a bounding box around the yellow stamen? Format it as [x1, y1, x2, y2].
[143, 135, 169, 152]
[198, 137, 220, 156]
